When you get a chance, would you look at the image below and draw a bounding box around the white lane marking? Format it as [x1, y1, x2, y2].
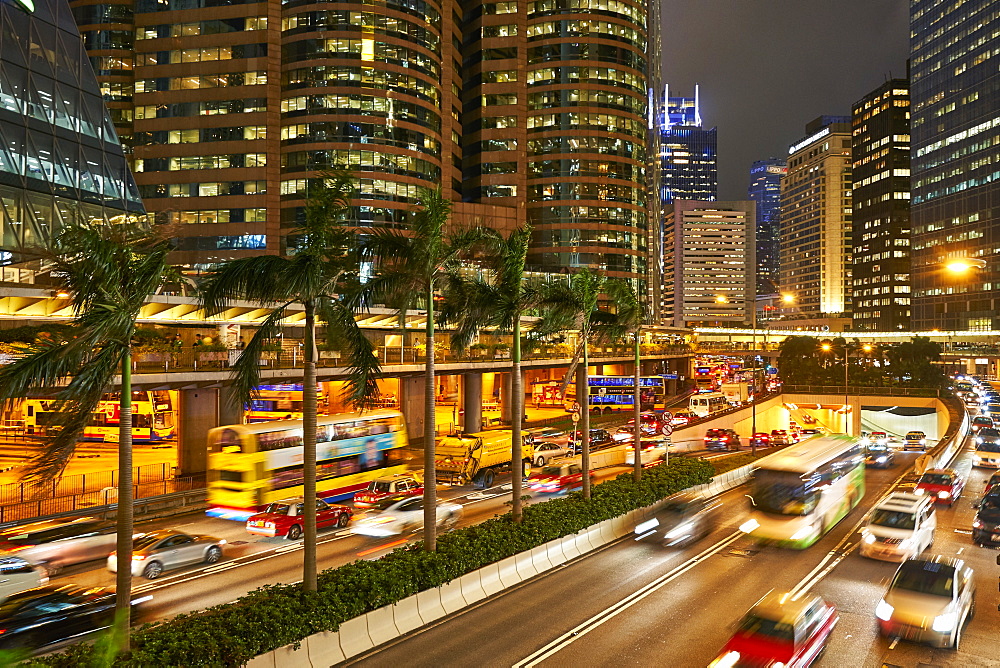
[511, 530, 743, 668]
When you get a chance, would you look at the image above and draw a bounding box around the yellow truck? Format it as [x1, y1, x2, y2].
[435, 430, 534, 487]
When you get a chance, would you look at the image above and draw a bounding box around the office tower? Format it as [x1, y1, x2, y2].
[71, 0, 651, 291]
[747, 158, 786, 296]
[780, 116, 853, 318]
[657, 85, 717, 203]
[910, 1, 1000, 331]
[662, 200, 756, 328]
[0, 0, 144, 282]
[851, 79, 911, 332]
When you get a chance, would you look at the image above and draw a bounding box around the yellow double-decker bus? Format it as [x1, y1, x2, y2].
[206, 409, 409, 520]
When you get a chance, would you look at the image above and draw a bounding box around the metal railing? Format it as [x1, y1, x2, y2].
[781, 385, 940, 398]
[0, 462, 174, 506]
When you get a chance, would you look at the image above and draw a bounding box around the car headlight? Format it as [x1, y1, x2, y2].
[972, 518, 983, 529]
[739, 519, 760, 534]
[899, 538, 914, 550]
[931, 611, 958, 633]
[666, 521, 694, 539]
[875, 599, 894, 621]
[876, 455, 888, 463]
[863, 533, 876, 544]
[914, 488, 925, 496]
[790, 525, 814, 541]
[938, 491, 951, 499]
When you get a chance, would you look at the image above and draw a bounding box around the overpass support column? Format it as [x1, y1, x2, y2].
[463, 372, 483, 433]
[400, 376, 425, 442]
[850, 398, 862, 437]
[177, 389, 219, 477]
[218, 384, 242, 427]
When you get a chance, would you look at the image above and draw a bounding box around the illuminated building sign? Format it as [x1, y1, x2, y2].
[788, 127, 831, 155]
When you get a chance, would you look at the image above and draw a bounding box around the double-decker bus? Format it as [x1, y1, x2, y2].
[206, 409, 409, 519]
[689, 391, 729, 417]
[532, 376, 668, 414]
[245, 383, 327, 423]
[22, 391, 175, 443]
[739, 435, 865, 548]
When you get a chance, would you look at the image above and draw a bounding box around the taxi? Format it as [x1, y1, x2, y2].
[914, 468, 965, 506]
[352, 473, 422, 508]
[709, 591, 838, 668]
[527, 462, 593, 494]
[246, 498, 353, 539]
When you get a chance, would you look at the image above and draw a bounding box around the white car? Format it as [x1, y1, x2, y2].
[860, 492, 936, 562]
[531, 441, 573, 467]
[625, 437, 676, 466]
[351, 497, 463, 538]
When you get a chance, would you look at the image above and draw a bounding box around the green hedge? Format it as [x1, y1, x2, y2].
[34, 457, 712, 668]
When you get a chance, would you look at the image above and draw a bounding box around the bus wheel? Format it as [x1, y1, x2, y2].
[482, 469, 495, 488]
[287, 524, 303, 540]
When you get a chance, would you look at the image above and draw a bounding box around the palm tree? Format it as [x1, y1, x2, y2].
[361, 187, 493, 550]
[440, 225, 537, 521]
[199, 170, 381, 591]
[605, 282, 646, 482]
[0, 220, 173, 651]
[537, 269, 637, 498]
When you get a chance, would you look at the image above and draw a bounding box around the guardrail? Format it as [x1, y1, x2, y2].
[782, 385, 941, 397]
[0, 462, 174, 506]
[923, 394, 969, 472]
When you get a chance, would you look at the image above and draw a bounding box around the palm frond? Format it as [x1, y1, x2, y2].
[225, 304, 292, 411]
[0, 340, 91, 409]
[199, 255, 296, 315]
[320, 297, 382, 411]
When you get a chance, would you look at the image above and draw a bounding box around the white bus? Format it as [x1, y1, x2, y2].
[739, 435, 865, 548]
[689, 392, 728, 417]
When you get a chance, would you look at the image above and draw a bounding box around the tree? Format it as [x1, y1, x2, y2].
[199, 170, 381, 591]
[536, 269, 638, 498]
[362, 188, 493, 550]
[0, 220, 173, 651]
[886, 336, 943, 387]
[440, 225, 537, 521]
[777, 336, 824, 385]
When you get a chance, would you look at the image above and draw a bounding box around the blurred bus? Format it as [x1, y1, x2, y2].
[22, 391, 175, 443]
[245, 383, 327, 423]
[688, 391, 728, 417]
[206, 409, 408, 519]
[533, 376, 668, 414]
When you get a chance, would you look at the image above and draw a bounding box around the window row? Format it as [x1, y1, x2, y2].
[527, 112, 645, 139]
[531, 251, 645, 274]
[284, 66, 439, 105]
[281, 94, 440, 131]
[282, 11, 440, 52]
[172, 234, 267, 251]
[530, 228, 642, 249]
[282, 149, 441, 182]
[282, 39, 439, 78]
[530, 182, 645, 205]
[135, 154, 267, 172]
[527, 136, 644, 159]
[133, 126, 266, 146]
[71, 4, 133, 25]
[137, 0, 257, 10]
[135, 72, 266, 92]
[282, 178, 427, 203]
[137, 43, 268, 66]
[527, 65, 645, 94]
[528, 88, 645, 115]
[528, 0, 646, 27]
[528, 43, 645, 72]
[139, 181, 267, 199]
[283, 0, 441, 25]
[281, 122, 440, 155]
[527, 19, 645, 49]
[158, 208, 267, 225]
[528, 158, 643, 181]
[531, 204, 645, 226]
[134, 98, 267, 120]
[137, 17, 266, 40]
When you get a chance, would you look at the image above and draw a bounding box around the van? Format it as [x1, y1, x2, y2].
[0, 556, 47, 601]
[0, 517, 116, 574]
[860, 492, 936, 562]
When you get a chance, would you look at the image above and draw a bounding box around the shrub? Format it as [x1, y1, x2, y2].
[33, 458, 713, 667]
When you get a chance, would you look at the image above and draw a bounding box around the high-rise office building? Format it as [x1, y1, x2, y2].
[0, 0, 144, 283]
[780, 116, 853, 318]
[851, 79, 911, 332]
[661, 200, 755, 328]
[657, 85, 717, 204]
[747, 158, 786, 296]
[71, 0, 652, 291]
[910, 1, 1000, 331]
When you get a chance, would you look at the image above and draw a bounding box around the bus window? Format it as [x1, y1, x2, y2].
[210, 428, 244, 453]
[218, 470, 243, 483]
[133, 414, 151, 429]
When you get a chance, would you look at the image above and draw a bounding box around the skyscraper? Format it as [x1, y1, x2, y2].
[657, 86, 717, 204]
[0, 0, 144, 282]
[661, 200, 755, 328]
[910, 0, 1000, 331]
[71, 0, 652, 291]
[851, 79, 911, 332]
[780, 116, 853, 318]
[747, 158, 786, 296]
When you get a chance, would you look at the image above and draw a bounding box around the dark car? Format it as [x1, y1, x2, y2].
[0, 585, 149, 652]
[972, 415, 994, 432]
[568, 429, 613, 454]
[749, 432, 770, 448]
[866, 443, 895, 469]
[635, 492, 720, 547]
[972, 490, 1000, 546]
[704, 428, 740, 452]
[984, 471, 1000, 496]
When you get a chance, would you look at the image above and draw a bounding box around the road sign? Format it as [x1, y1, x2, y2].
[571, 402, 581, 413]
[661, 423, 674, 436]
[571, 411, 581, 423]
[661, 411, 672, 421]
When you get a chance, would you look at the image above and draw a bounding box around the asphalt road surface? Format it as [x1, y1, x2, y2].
[349, 433, 998, 668]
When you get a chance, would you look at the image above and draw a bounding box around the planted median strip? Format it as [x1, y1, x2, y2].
[29, 457, 714, 668]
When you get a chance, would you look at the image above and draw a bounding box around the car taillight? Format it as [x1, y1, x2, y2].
[132, 555, 147, 561]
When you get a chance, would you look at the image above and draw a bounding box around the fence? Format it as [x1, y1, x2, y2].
[782, 385, 940, 398]
[0, 462, 173, 506]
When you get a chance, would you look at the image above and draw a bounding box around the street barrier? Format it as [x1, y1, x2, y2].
[415, 588, 446, 624]
[478, 562, 504, 597]
[496, 555, 521, 589]
[514, 549, 538, 580]
[365, 605, 399, 646]
[439, 579, 467, 614]
[458, 571, 488, 605]
[390, 596, 423, 635]
[336, 616, 373, 658]
[530, 544, 554, 574]
[307, 631, 345, 666]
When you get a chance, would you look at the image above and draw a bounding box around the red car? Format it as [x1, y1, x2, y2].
[352, 473, 422, 508]
[915, 468, 965, 506]
[527, 462, 593, 494]
[246, 498, 353, 539]
[709, 591, 838, 668]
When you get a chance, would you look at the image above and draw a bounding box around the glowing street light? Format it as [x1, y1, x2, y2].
[945, 258, 986, 274]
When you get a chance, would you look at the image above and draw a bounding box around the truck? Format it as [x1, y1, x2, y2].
[435, 430, 534, 488]
[720, 382, 751, 406]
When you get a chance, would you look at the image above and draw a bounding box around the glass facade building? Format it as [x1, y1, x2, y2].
[747, 158, 785, 296]
[657, 86, 717, 204]
[71, 0, 652, 290]
[0, 0, 143, 281]
[910, 0, 1000, 331]
[851, 79, 910, 332]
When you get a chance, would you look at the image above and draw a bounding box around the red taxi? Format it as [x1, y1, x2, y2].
[527, 462, 593, 494]
[709, 591, 838, 668]
[352, 473, 422, 508]
[914, 468, 965, 506]
[246, 498, 353, 539]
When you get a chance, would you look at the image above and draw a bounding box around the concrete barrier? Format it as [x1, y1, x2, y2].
[514, 549, 538, 580]
[391, 595, 424, 635]
[365, 605, 399, 647]
[496, 556, 522, 588]
[610, 514, 629, 538]
[439, 579, 467, 614]
[245, 653, 275, 668]
[479, 562, 504, 596]
[559, 532, 581, 561]
[416, 588, 446, 624]
[596, 518, 616, 544]
[459, 570, 487, 605]
[306, 631, 346, 666]
[544, 537, 566, 566]
[530, 543, 553, 573]
[338, 615, 373, 659]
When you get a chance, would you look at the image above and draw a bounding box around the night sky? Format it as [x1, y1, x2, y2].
[661, 0, 910, 201]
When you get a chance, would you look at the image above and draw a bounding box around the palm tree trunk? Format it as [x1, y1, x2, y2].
[581, 335, 591, 499]
[633, 330, 642, 482]
[303, 300, 318, 591]
[423, 281, 437, 551]
[511, 318, 523, 522]
[114, 348, 133, 651]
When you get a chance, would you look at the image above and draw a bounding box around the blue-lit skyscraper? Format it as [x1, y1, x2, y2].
[748, 158, 786, 296]
[658, 85, 717, 203]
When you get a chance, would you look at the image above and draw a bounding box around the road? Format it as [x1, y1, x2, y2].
[349, 433, 999, 668]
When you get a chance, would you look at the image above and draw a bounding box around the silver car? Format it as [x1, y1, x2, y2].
[876, 556, 975, 648]
[107, 530, 225, 579]
[531, 441, 572, 467]
[351, 497, 462, 538]
[0, 517, 116, 574]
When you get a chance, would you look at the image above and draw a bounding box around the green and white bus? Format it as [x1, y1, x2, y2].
[739, 435, 865, 549]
